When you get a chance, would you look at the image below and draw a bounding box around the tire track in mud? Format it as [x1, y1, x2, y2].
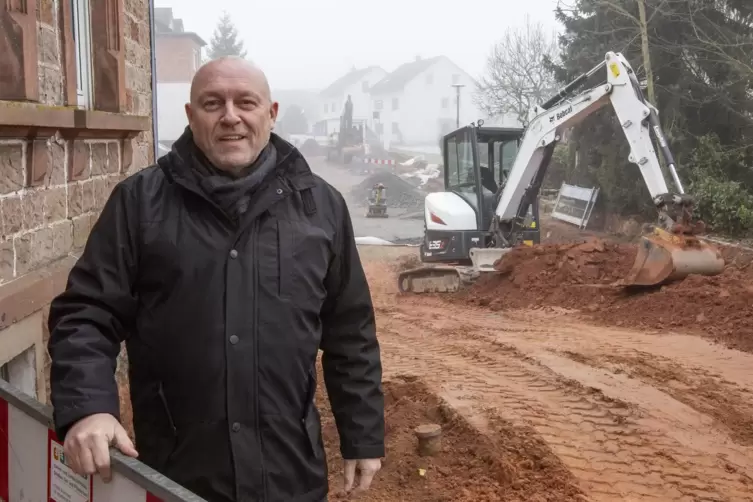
[390, 303, 753, 446]
[387, 298, 753, 392]
[377, 309, 753, 501]
[554, 349, 753, 447]
[382, 299, 753, 453]
[380, 300, 753, 418]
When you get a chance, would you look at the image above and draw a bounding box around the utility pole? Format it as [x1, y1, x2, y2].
[452, 84, 465, 127]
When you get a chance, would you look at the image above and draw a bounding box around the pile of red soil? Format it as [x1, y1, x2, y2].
[586, 266, 753, 349]
[464, 240, 638, 310]
[318, 372, 583, 501]
[461, 239, 753, 353]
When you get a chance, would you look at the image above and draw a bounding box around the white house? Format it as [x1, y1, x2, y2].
[368, 56, 484, 150]
[313, 66, 388, 136]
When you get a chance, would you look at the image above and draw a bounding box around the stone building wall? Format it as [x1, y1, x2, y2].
[0, 0, 154, 404]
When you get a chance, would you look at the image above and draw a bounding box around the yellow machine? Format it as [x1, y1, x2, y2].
[366, 183, 388, 218]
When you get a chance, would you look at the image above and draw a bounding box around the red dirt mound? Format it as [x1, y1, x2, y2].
[463, 239, 638, 310]
[318, 371, 583, 501]
[461, 239, 753, 353]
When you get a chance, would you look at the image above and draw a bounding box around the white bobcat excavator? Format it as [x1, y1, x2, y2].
[398, 51, 725, 293]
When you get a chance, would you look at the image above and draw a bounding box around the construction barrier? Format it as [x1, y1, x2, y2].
[550, 182, 600, 230]
[358, 157, 396, 165]
[0, 378, 206, 502]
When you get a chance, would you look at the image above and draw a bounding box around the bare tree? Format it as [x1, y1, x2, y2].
[474, 16, 560, 126]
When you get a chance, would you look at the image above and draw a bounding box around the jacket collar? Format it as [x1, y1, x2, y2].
[159, 128, 316, 192]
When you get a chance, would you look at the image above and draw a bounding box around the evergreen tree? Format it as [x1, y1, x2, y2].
[207, 12, 247, 60]
[542, 0, 753, 231]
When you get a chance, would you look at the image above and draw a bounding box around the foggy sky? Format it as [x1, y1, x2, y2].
[154, 0, 563, 90]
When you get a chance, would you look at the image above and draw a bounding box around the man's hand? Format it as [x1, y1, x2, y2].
[343, 458, 381, 494]
[63, 413, 139, 482]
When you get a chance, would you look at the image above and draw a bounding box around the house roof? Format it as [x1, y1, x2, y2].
[154, 8, 173, 29]
[154, 7, 206, 46]
[156, 31, 207, 47]
[320, 66, 383, 97]
[370, 56, 443, 94]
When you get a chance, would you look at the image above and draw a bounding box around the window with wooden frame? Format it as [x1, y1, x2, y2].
[71, 0, 94, 108]
[0, 0, 39, 101]
[65, 0, 126, 113]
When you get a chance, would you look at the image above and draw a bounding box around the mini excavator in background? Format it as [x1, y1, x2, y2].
[398, 51, 725, 294]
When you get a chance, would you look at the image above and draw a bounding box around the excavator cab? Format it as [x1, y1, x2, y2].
[442, 125, 538, 244]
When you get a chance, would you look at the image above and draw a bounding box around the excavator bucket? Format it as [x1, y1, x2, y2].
[623, 228, 724, 287]
[469, 247, 511, 272]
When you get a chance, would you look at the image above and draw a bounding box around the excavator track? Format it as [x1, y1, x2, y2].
[397, 265, 480, 293]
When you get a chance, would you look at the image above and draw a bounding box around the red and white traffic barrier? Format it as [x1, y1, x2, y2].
[361, 158, 396, 165]
[0, 382, 204, 502]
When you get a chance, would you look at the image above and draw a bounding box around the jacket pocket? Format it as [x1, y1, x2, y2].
[157, 382, 179, 467]
[277, 220, 294, 298]
[302, 370, 323, 459]
[136, 383, 178, 473]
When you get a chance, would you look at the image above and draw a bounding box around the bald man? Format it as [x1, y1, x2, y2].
[47, 57, 385, 502]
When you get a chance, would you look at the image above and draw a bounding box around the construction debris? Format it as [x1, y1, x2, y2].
[349, 171, 426, 208]
[401, 162, 441, 190]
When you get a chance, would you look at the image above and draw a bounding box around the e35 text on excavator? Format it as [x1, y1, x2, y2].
[398, 51, 725, 294]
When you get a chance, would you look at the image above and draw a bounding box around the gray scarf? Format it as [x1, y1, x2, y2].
[188, 136, 279, 221]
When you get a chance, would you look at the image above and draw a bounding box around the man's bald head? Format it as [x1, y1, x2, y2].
[190, 57, 271, 104]
[185, 57, 279, 172]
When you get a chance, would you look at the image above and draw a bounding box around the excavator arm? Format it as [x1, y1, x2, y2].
[397, 51, 724, 294]
[489, 51, 724, 286]
[496, 52, 672, 235]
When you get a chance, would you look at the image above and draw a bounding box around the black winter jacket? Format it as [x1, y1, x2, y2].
[47, 134, 385, 502]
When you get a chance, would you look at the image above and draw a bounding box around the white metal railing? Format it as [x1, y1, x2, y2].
[550, 182, 600, 229]
[0, 378, 206, 502]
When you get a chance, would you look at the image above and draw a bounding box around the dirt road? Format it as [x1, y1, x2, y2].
[350, 246, 753, 501]
[305, 156, 425, 242]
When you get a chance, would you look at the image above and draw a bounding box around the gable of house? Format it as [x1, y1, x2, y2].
[320, 66, 384, 97]
[369, 56, 444, 95]
[369, 56, 485, 146]
[441, 58, 479, 88]
[371, 56, 480, 98]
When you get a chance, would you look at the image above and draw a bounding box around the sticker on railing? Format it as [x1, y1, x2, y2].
[0, 386, 197, 502]
[49, 430, 93, 502]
